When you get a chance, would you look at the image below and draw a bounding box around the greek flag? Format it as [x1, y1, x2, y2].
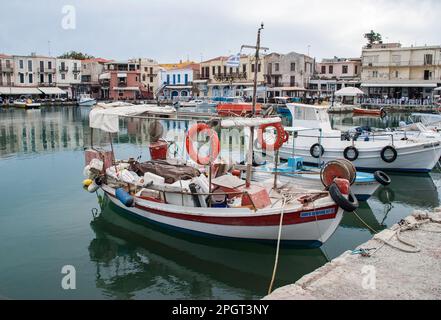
[226, 53, 240, 67]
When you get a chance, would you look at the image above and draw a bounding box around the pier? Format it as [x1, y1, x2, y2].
[264, 209, 441, 300]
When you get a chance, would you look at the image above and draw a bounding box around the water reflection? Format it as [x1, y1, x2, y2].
[88, 195, 329, 299]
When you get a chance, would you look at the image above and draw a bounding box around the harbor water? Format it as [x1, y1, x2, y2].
[0, 106, 440, 299]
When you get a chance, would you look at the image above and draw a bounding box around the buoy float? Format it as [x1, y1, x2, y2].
[257, 122, 287, 151]
[83, 179, 93, 188]
[186, 123, 220, 165]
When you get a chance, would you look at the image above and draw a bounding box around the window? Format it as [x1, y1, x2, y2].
[48, 61, 52, 69]
[218, 66, 221, 74]
[342, 65, 348, 74]
[267, 63, 272, 74]
[19, 73, 24, 83]
[184, 74, 188, 84]
[142, 74, 146, 81]
[424, 70, 432, 80]
[61, 73, 65, 80]
[290, 62, 296, 71]
[242, 64, 246, 73]
[251, 64, 255, 73]
[329, 66, 333, 74]
[258, 64, 261, 72]
[74, 62, 77, 70]
[355, 65, 358, 75]
[48, 74, 52, 83]
[40, 74, 44, 83]
[19, 60, 24, 69]
[74, 73, 77, 80]
[39, 61, 44, 71]
[321, 66, 326, 74]
[150, 77, 153, 83]
[395, 71, 399, 78]
[290, 76, 296, 86]
[267, 75, 271, 85]
[424, 54, 433, 65]
[166, 74, 170, 84]
[28, 60, 32, 71]
[177, 74, 181, 84]
[275, 63, 279, 72]
[205, 66, 210, 78]
[173, 74, 176, 84]
[373, 71, 378, 78]
[223, 66, 227, 74]
[229, 67, 233, 74]
[150, 67, 153, 74]
[144, 67, 148, 72]
[212, 66, 216, 75]
[28, 74, 33, 83]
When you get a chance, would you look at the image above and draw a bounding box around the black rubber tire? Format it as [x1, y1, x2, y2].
[374, 171, 391, 186]
[310, 143, 325, 159]
[329, 183, 359, 212]
[343, 146, 359, 162]
[378, 187, 395, 204]
[381, 146, 398, 163]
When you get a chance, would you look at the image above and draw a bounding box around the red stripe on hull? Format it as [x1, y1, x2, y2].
[106, 191, 338, 227]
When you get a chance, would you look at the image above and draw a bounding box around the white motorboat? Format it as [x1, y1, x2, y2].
[13, 98, 41, 109]
[179, 99, 217, 108]
[78, 94, 97, 106]
[278, 103, 441, 173]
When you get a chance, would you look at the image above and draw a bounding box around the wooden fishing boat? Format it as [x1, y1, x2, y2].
[352, 107, 386, 117]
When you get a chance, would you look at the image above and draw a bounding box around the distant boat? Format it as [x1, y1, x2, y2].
[353, 107, 386, 117]
[78, 94, 97, 106]
[216, 97, 262, 116]
[13, 98, 41, 109]
[178, 99, 217, 108]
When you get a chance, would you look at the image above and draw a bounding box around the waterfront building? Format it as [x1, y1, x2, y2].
[13, 53, 57, 88]
[0, 54, 14, 87]
[198, 55, 265, 98]
[137, 58, 160, 99]
[101, 60, 142, 100]
[80, 58, 111, 99]
[264, 52, 314, 98]
[361, 43, 441, 99]
[310, 57, 362, 97]
[157, 62, 200, 100]
[56, 58, 82, 98]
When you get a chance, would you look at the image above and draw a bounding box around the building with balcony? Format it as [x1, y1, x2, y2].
[0, 54, 14, 87]
[101, 60, 142, 100]
[157, 62, 200, 99]
[361, 43, 441, 99]
[136, 58, 160, 98]
[79, 58, 111, 99]
[264, 52, 314, 98]
[310, 57, 362, 97]
[56, 58, 82, 98]
[198, 55, 265, 98]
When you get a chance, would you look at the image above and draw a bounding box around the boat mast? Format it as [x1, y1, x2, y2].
[243, 23, 266, 188]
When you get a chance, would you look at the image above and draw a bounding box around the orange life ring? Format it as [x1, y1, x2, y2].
[257, 122, 287, 151]
[186, 123, 220, 165]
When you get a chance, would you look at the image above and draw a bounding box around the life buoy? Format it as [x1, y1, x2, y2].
[381, 146, 397, 163]
[310, 143, 325, 158]
[374, 171, 391, 186]
[257, 122, 287, 151]
[186, 123, 220, 165]
[343, 146, 359, 161]
[329, 182, 359, 212]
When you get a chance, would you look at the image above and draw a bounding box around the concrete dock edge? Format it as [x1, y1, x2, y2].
[264, 209, 441, 300]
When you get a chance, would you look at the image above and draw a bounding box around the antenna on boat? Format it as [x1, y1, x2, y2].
[241, 22, 268, 187]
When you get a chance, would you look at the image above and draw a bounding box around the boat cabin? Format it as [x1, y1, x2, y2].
[286, 103, 335, 133]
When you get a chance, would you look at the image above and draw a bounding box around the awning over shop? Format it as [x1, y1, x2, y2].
[99, 73, 111, 80]
[165, 85, 193, 89]
[117, 73, 127, 78]
[361, 83, 438, 88]
[37, 87, 67, 95]
[266, 86, 306, 92]
[0, 87, 42, 95]
[334, 87, 364, 97]
[112, 87, 140, 91]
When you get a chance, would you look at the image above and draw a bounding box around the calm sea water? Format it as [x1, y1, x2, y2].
[0, 106, 440, 299]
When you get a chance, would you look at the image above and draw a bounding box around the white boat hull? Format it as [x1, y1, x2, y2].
[102, 185, 344, 247]
[280, 138, 441, 173]
[78, 99, 97, 106]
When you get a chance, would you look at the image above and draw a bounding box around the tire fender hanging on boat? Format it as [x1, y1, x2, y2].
[380, 146, 398, 163]
[329, 180, 359, 212]
[374, 171, 392, 186]
[343, 146, 359, 162]
[310, 143, 325, 159]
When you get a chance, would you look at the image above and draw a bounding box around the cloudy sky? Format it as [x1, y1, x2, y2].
[1, 0, 440, 62]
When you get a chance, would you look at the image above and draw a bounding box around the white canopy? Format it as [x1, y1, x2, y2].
[99, 73, 110, 80]
[334, 87, 364, 97]
[221, 117, 281, 128]
[89, 104, 176, 133]
[0, 87, 42, 95]
[38, 87, 66, 95]
[434, 86, 441, 92]
[117, 73, 127, 78]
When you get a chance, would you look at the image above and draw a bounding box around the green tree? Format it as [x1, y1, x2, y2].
[364, 30, 383, 48]
[58, 51, 95, 60]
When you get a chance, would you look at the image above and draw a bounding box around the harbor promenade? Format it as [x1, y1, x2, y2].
[264, 209, 441, 300]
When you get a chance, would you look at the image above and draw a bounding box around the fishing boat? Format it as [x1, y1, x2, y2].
[278, 103, 441, 173]
[13, 97, 41, 109]
[353, 107, 386, 117]
[82, 103, 359, 247]
[216, 97, 262, 116]
[78, 94, 97, 106]
[179, 99, 217, 108]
